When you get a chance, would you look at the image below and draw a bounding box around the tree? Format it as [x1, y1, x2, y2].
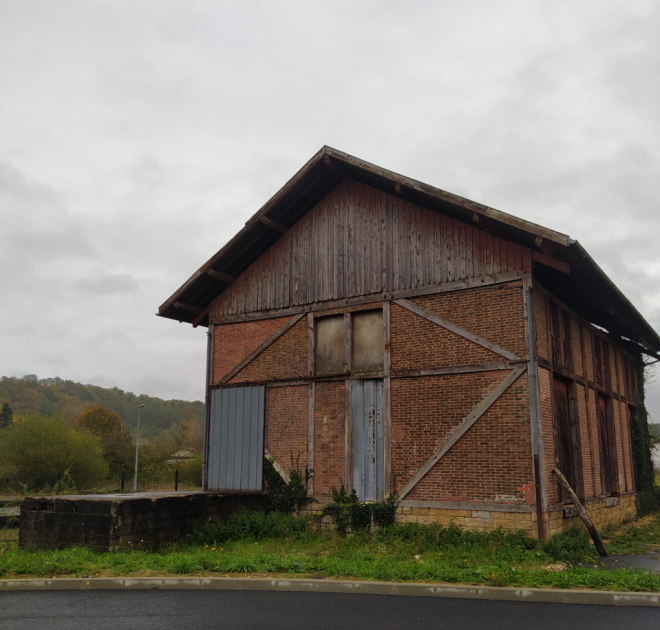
[75, 405, 122, 435]
[74, 405, 133, 478]
[0, 413, 109, 490]
[0, 402, 13, 429]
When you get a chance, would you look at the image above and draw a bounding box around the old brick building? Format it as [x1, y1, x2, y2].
[159, 147, 660, 539]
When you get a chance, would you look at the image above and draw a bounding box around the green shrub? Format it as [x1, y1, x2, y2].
[0, 413, 108, 490]
[185, 509, 309, 546]
[263, 456, 313, 514]
[543, 525, 597, 563]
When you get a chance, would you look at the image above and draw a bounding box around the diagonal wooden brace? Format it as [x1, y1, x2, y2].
[398, 365, 527, 499]
[219, 313, 305, 384]
[393, 298, 521, 361]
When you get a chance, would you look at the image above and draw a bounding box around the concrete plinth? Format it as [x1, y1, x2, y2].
[19, 491, 268, 552]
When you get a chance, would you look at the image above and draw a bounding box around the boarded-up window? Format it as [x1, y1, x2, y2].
[353, 310, 384, 373]
[549, 302, 572, 371]
[552, 376, 582, 500]
[316, 315, 345, 375]
[596, 393, 618, 497]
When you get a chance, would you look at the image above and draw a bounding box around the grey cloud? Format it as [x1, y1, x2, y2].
[76, 273, 140, 296]
[1, 0, 659, 413]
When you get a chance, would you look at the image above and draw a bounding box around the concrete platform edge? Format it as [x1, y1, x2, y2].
[1, 577, 659, 606]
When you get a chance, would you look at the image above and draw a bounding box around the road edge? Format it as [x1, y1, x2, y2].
[0, 577, 658, 606]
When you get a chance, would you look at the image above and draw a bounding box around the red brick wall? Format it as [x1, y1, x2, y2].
[213, 317, 289, 382]
[391, 304, 503, 370]
[265, 385, 309, 472]
[397, 283, 527, 362]
[313, 381, 346, 496]
[391, 372, 533, 502]
[228, 319, 308, 383]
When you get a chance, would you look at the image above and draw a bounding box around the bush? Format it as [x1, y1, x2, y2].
[543, 525, 597, 563]
[0, 413, 109, 490]
[178, 453, 203, 488]
[263, 457, 313, 514]
[185, 509, 309, 546]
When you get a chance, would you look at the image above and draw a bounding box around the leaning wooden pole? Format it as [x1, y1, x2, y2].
[553, 468, 608, 557]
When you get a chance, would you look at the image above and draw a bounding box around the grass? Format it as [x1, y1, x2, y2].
[2, 511, 660, 592]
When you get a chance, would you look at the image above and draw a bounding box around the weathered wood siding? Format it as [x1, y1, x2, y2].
[211, 180, 531, 317]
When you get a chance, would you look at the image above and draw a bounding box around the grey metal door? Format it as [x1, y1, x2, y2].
[208, 385, 265, 491]
[352, 379, 384, 502]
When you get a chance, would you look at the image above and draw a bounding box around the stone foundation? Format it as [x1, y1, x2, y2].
[396, 504, 538, 537]
[20, 491, 268, 551]
[546, 494, 636, 537]
[393, 494, 637, 540]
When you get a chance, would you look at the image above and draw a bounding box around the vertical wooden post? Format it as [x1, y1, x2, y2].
[345, 379, 353, 492]
[344, 312, 353, 374]
[525, 284, 546, 541]
[308, 313, 315, 377]
[383, 300, 392, 496]
[202, 324, 214, 492]
[308, 382, 315, 496]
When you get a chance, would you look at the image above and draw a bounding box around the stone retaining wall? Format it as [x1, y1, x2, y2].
[19, 491, 268, 552]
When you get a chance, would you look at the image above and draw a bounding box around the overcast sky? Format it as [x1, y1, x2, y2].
[1, 1, 659, 417]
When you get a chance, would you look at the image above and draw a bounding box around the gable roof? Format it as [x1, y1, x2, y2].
[157, 146, 660, 358]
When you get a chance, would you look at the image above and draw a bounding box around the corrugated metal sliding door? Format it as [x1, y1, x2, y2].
[208, 385, 265, 491]
[352, 379, 384, 502]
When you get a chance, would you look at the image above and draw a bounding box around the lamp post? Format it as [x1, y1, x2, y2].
[133, 404, 146, 492]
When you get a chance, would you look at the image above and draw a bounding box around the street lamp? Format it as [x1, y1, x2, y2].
[133, 404, 146, 492]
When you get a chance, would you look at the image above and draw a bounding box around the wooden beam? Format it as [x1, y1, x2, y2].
[392, 361, 513, 378]
[398, 366, 526, 499]
[219, 312, 305, 384]
[308, 382, 315, 495]
[553, 468, 608, 557]
[383, 301, 392, 496]
[209, 269, 530, 325]
[264, 448, 290, 483]
[192, 304, 210, 328]
[532, 251, 570, 274]
[308, 313, 315, 377]
[394, 298, 521, 361]
[207, 269, 235, 283]
[174, 302, 202, 315]
[260, 216, 288, 234]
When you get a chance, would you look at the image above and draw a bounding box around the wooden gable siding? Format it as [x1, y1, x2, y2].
[211, 180, 531, 317]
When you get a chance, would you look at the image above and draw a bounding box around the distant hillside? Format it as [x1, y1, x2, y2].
[0, 375, 204, 440]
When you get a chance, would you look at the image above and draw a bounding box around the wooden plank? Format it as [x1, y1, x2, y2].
[383, 300, 392, 496]
[260, 215, 287, 234]
[308, 382, 315, 495]
[394, 298, 521, 360]
[400, 499, 534, 513]
[398, 366, 527, 499]
[345, 379, 353, 492]
[192, 304, 211, 328]
[553, 468, 608, 556]
[264, 448, 290, 484]
[209, 269, 531, 324]
[308, 313, 315, 377]
[532, 251, 570, 274]
[207, 269, 235, 283]
[392, 362, 512, 378]
[174, 302, 202, 315]
[219, 313, 305, 384]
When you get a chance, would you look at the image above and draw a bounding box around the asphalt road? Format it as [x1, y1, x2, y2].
[1, 590, 659, 630]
